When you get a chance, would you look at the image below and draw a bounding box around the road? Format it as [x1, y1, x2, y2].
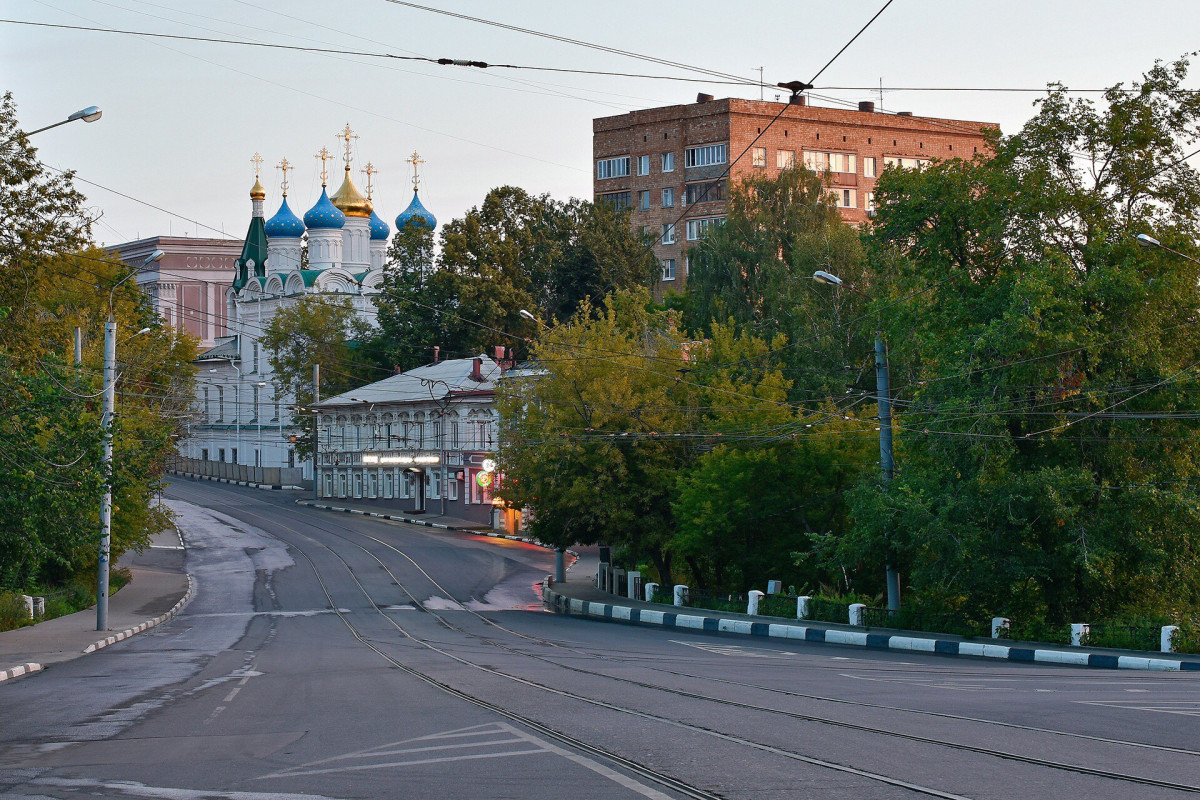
[1, 479, 1198, 799]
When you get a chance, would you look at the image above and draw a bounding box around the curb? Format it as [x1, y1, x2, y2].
[299, 500, 579, 558]
[167, 470, 301, 491]
[0, 663, 43, 684]
[541, 585, 1200, 673]
[82, 573, 195, 655]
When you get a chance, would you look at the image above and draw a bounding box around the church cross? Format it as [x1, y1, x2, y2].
[277, 157, 292, 196]
[407, 151, 425, 191]
[338, 123, 358, 169]
[250, 151, 264, 178]
[315, 147, 332, 187]
[362, 161, 377, 199]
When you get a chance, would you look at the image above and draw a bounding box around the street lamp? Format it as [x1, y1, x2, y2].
[813, 270, 901, 611]
[1136, 233, 1200, 266]
[97, 251, 162, 632]
[27, 106, 103, 136]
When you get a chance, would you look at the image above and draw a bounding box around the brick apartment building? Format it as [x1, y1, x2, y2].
[593, 97, 996, 289]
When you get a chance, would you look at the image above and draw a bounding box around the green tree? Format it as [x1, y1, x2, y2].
[844, 58, 1200, 622]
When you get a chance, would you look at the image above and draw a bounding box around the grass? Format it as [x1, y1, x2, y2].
[0, 568, 132, 632]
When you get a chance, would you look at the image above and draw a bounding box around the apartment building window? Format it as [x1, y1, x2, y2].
[599, 191, 631, 210]
[752, 147, 767, 168]
[216, 386, 224, 422]
[684, 143, 727, 168]
[866, 192, 876, 215]
[661, 259, 676, 281]
[863, 157, 877, 177]
[661, 223, 675, 245]
[638, 189, 651, 211]
[636, 155, 650, 176]
[829, 188, 857, 208]
[684, 180, 724, 205]
[686, 216, 724, 241]
[596, 156, 630, 179]
[661, 152, 675, 172]
[884, 156, 930, 170]
[661, 187, 675, 208]
[803, 150, 856, 173]
[777, 149, 796, 169]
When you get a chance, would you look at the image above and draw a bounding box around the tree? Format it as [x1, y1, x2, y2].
[843, 58, 1200, 622]
[261, 295, 376, 458]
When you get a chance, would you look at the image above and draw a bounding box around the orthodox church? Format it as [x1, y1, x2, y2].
[182, 125, 436, 482]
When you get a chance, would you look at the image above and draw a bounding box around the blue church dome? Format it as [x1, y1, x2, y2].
[304, 188, 346, 230]
[264, 197, 305, 238]
[395, 190, 436, 230]
[368, 210, 390, 241]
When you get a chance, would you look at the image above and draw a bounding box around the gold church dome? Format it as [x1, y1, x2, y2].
[330, 168, 372, 217]
[250, 176, 267, 201]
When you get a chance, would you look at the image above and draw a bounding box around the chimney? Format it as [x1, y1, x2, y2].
[696, 92, 714, 104]
[432, 345, 440, 363]
[789, 94, 806, 106]
[471, 357, 483, 382]
[494, 345, 505, 361]
[858, 101, 875, 113]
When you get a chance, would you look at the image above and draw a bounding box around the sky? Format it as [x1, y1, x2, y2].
[5, 0, 1200, 246]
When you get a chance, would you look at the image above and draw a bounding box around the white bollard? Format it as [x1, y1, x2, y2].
[673, 584, 689, 607]
[797, 596, 811, 620]
[21, 595, 33, 620]
[644, 582, 659, 603]
[991, 617, 1011, 639]
[33, 597, 45, 618]
[848, 603, 866, 626]
[766, 580, 782, 595]
[596, 562, 608, 590]
[627, 570, 641, 601]
[747, 590, 765, 616]
[1070, 623, 1089, 647]
[1162, 625, 1180, 653]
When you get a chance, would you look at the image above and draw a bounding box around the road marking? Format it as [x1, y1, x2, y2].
[149, 544, 185, 550]
[1076, 700, 1200, 717]
[30, 777, 350, 799]
[223, 687, 240, 703]
[670, 640, 797, 658]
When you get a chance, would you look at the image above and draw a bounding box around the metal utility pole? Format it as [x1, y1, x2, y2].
[312, 364, 320, 500]
[876, 333, 900, 611]
[97, 318, 116, 631]
[74, 326, 82, 366]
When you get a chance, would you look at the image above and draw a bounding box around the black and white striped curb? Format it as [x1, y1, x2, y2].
[542, 586, 1200, 673]
[83, 573, 195, 655]
[167, 470, 302, 491]
[0, 663, 43, 684]
[299, 501, 578, 558]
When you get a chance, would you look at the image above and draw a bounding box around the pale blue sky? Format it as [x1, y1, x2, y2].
[5, 0, 1199, 245]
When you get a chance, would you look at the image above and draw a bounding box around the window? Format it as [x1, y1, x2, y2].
[661, 223, 675, 245]
[203, 388, 211, 422]
[752, 147, 766, 168]
[231, 447, 238, 464]
[596, 156, 630, 180]
[219, 448, 225, 462]
[201, 448, 209, 461]
[599, 191, 631, 210]
[829, 188, 857, 208]
[449, 475, 459, 501]
[639, 190, 650, 211]
[829, 152, 856, 173]
[661, 152, 675, 172]
[684, 180, 724, 205]
[661, 259, 676, 281]
[777, 150, 795, 169]
[867, 192, 876, 215]
[884, 156, 930, 171]
[251, 341, 259, 373]
[863, 157, 877, 177]
[255, 449, 261, 467]
[804, 150, 855, 173]
[684, 143, 727, 168]
[252, 385, 260, 421]
[216, 387, 224, 422]
[661, 187, 675, 208]
[686, 216, 724, 241]
[636, 155, 650, 176]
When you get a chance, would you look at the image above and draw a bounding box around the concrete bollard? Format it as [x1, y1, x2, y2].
[747, 590, 765, 616]
[991, 617, 1010, 639]
[1162, 625, 1180, 653]
[33, 597, 45, 618]
[627, 570, 641, 601]
[1070, 623, 1089, 647]
[797, 596, 811, 620]
[612, 568, 625, 597]
[644, 582, 659, 603]
[673, 584, 689, 607]
[21, 595, 33, 620]
[596, 562, 608, 590]
[848, 603, 866, 627]
[766, 580, 782, 595]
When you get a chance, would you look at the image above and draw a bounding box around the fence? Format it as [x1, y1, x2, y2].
[170, 456, 304, 487]
[861, 605, 987, 638]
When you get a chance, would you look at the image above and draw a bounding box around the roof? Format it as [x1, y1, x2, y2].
[197, 336, 238, 361]
[318, 355, 500, 409]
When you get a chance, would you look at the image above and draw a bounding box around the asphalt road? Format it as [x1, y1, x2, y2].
[1, 479, 1198, 799]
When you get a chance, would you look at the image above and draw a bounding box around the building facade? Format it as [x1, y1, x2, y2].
[593, 97, 996, 289]
[314, 355, 503, 526]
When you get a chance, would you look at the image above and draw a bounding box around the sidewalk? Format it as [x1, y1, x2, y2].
[297, 497, 509, 532]
[0, 527, 191, 684]
[544, 570, 1200, 673]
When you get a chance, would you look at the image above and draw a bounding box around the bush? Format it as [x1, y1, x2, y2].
[0, 592, 31, 632]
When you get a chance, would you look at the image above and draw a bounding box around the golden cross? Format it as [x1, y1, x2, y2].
[277, 157, 292, 196]
[361, 161, 377, 200]
[250, 152, 264, 178]
[315, 147, 332, 187]
[338, 123, 357, 169]
[407, 151, 425, 191]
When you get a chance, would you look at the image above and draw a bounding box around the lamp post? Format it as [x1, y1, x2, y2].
[254, 381, 267, 470]
[813, 270, 901, 611]
[26, 105, 102, 136]
[1136, 233, 1200, 266]
[98, 249, 162, 631]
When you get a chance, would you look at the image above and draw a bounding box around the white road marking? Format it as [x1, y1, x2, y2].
[31, 777, 349, 799]
[224, 687, 241, 703]
[670, 640, 797, 658]
[1076, 700, 1200, 717]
